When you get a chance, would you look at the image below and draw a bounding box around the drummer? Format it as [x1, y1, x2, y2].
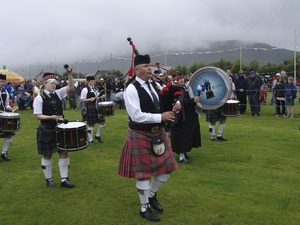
[80, 75, 106, 144]
[33, 68, 75, 188]
[0, 73, 18, 162]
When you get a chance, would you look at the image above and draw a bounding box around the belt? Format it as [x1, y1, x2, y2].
[129, 122, 161, 133]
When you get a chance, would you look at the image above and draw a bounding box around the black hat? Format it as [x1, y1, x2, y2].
[0, 73, 6, 80]
[153, 70, 160, 74]
[43, 72, 55, 81]
[134, 54, 150, 67]
[86, 76, 95, 81]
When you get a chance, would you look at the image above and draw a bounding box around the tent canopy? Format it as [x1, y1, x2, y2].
[0, 66, 25, 83]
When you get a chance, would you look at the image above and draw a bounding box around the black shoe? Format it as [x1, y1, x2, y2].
[61, 179, 74, 188]
[184, 153, 191, 158]
[1, 152, 10, 161]
[95, 136, 103, 143]
[149, 193, 163, 212]
[140, 207, 160, 222]
[46, 178, 55, 188]
[217, 136, 227, 141]
[89, 140, 95, 145]
[211, 137, 218, 141]
[179, 158, 189, 164]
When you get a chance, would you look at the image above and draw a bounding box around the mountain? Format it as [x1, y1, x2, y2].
[17, 40, 298, 80]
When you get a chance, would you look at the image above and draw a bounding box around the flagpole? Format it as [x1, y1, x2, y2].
[294, 31, 297, 82]
[240, 42, 243, 71]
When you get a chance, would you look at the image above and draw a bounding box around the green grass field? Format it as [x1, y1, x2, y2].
[0, 96, 300, 225]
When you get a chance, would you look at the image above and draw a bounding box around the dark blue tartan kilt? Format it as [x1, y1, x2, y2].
[205, 109, 226, 123]
[82, 106, 105, 124]
[37, 124, 57, 155]
[118, 128, 178, 180]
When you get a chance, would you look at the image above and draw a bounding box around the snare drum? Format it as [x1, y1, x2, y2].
[97, 101, 115, 116]
[56, 122, 87, 151]
[0, 112, 21, 132]
[221, 100, 240, 117]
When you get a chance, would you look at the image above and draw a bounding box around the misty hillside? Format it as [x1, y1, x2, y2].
[21, 40, 297, 79]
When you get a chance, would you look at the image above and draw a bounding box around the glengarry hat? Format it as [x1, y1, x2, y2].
[134, 54, 150, 67]
[43, 72, 56, 81]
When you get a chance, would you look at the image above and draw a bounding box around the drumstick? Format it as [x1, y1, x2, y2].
[12, 106, 18, 113]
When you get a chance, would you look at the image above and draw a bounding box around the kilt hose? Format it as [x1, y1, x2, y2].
[118, 128, 178, 180]
[205, 109, 226, 123]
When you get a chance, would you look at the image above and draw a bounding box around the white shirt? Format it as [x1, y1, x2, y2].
[33, 87, 67, 115]
[124, 77, 161, 124]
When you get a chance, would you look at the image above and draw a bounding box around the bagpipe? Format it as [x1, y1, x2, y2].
[124, 37, 185, 113]
[123, 38, 238, 117]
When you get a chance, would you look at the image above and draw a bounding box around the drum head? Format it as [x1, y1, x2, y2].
[187, 67, 232, 110]
[226, 99, 240, 104]
[98, 101, 114, 106]
[57, 121, 86, 129]
[0, 112, 20, 118]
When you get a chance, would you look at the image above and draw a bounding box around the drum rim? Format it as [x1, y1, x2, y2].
[97, 101, 114, 106]
[57, 121, 86, 128]
[0, 112, 20, 117]
[187, 66, 232, 110]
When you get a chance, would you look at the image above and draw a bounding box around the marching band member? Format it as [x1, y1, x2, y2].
[33, 67, 75, 188]
[0, 73, 18, 162]
[118, 54, 181, 222]
[170, 75, 201, 163]
[80, 75, 106, 144]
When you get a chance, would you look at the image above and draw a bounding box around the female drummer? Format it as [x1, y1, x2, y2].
[33, 68, 75, 188]
[0, 73, 18, 162]
[80, 75, 106, 144]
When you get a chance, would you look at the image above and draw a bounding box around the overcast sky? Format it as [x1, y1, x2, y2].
[1, 0, 299, 72]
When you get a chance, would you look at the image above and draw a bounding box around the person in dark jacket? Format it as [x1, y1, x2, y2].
[284, 77, 297, 118]
[170, 76, 201, 164]
[235, 70, 248, 114]
[246, 70, 261, 116]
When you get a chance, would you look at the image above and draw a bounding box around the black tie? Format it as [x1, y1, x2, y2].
[49, 93, 55, 100]
[145, 81, 159, 112]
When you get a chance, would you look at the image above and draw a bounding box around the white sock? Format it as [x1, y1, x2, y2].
[209, 125, 215, 137]
[136, 180, 150, 212]
[58, 158, 70, 182]
[179, 153, 185, 161]
[87, 127, 94, 142]
[2, 138, 12, 153]
[149, 174, 170, 198]
[96, 124, 105, 137]
[218, 124, 225, 137]
[41, 158, 52, 180]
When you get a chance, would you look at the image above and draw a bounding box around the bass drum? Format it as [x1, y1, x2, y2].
[187, 67, 232, 110]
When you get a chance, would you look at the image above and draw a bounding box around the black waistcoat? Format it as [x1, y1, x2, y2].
[42, 92, 63, 127]
[132, 81, 158, 114]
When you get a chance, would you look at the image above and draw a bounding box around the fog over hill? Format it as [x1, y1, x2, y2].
[12, 40, 298, 80]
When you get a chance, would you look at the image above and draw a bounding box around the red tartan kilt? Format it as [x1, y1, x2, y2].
[118, 128, 178, 180]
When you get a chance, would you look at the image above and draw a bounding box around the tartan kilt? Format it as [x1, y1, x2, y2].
[37, 125, 57, 155]
[83, 106, 105, 124]
[205, 109, 226, 123]
[118, 128, 178, 180]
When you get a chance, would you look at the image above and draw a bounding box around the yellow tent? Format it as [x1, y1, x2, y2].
[0, 67, 25, 83]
